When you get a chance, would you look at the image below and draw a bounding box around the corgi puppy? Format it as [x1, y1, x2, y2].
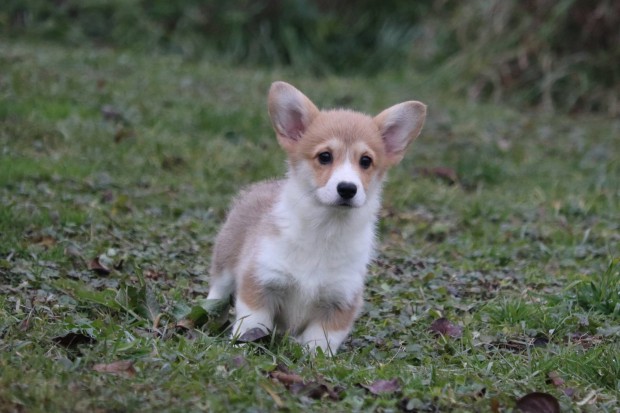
[206, 81, 426, 355]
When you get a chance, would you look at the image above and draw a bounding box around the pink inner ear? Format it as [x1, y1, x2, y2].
[382, 123, 405, 154]
[287, 109, 305, 140]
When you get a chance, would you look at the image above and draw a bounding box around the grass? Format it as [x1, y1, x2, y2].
[1, 40, 619, 412]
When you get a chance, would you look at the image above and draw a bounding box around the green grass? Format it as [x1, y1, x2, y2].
[1, 40, 619, 412]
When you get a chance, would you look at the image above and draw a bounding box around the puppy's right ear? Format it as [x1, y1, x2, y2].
[268, 81, 319, 151]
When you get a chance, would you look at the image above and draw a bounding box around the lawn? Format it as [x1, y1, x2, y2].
[0, 40, 619, 412]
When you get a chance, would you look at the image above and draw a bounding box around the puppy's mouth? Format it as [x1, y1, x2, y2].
[335, 200, 355, 208]
[318, 198, 358, 209]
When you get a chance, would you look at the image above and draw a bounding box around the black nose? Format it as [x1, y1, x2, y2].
[337, 182, 357, 200]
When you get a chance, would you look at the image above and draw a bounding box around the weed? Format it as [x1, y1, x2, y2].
[574, 259, 620, 317]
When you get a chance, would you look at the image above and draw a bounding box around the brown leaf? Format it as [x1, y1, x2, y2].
[361, 378, 401, 395]
[93, 360, 136, 377]
[161, 155, 185, 170]
[472, 387, 487, 400]
[516, 392, 560, 413]
[144, 268, 165, 280]
[268, 365, 342, 401]
[114, 127, 135, 143]
[52, 331, 96, 348]
[546, 371, 576, 398]
[416, 166, 458, 185]
[429, 317, 463, 338]
[34, 235, 56, 249]
[532, 336, 549, 347]
[101, 105, 123, 122]
[487, 336, 548, 353]
[289, 381, 342, 400]
[237, 327, 269, 343]
[88, 257, 110, 275]
[563, 388, 576, 398]
[567, 333, 602, 349]
[547, 371, 564, 388]
[269, 365, 304, 386]
[19, 318, 31, 332]
[174, 318, 194, 330]
[101, 190, 115, 203]
[170, 321, 198, 340]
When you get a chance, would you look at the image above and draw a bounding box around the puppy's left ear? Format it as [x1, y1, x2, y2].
[374, 101, 426, 165]
[268, 81, 320, 152]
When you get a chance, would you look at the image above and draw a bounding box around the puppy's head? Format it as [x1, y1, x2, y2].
[268, 81, 426, 208]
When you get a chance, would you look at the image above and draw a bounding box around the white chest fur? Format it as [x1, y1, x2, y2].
[253, 180, 378, 331]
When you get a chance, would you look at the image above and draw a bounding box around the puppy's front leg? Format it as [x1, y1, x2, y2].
[299, 295, 362, 355]
[232, 299, 273, 339]
[231, 272, 273, 339]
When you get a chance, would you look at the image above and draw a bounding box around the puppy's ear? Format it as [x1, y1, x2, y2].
[268, 81, 319, 151]
[374, 101, 426, 165]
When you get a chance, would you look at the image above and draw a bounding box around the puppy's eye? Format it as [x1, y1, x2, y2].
[359, 155, 372, 169]
[318, 152, 332, 165]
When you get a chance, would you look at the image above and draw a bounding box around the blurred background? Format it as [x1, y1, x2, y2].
[2, 0, 619, 116]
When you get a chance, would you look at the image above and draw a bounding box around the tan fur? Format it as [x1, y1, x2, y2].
[292, 111, 385, 163]
[288, 110, 389, 191]
[323, 291, 363, 332]
[239, 269, 264, 310]
[210, 180, 282, 275]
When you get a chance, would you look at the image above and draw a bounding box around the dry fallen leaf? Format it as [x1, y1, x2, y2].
[516, 392, 560, 413]
[101, 105, 123, 122]
[88, 257, 110, 275]
[361, 378, 402, 395]
[567, 333, 603, 349]
[289, 381, 342, 400]
[93, 360, 136, 377]
[269, 369, 304, 386]
[472, 387, 486, 400]
[161, 155, 185, 170]
[52, 331, 96, 348]
[268, 365, 342, 401]
[429, 317, 463, 338]
[19, 318, 31, 332]
[547, 371, 564, 388]
[237, 327, 269, 343]
[490, 397, 501, 413]
[144, 268, 166, 280]
[174, 318, 194, 331]
[416, 166, 459, 185]
[34, 235, 57, 249]
[547, 371, 576, 398]
[114, 127, 135, 143]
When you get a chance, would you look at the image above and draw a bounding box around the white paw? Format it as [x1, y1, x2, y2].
[297, 323, 349, 356]
[231, 300, 273, 341]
